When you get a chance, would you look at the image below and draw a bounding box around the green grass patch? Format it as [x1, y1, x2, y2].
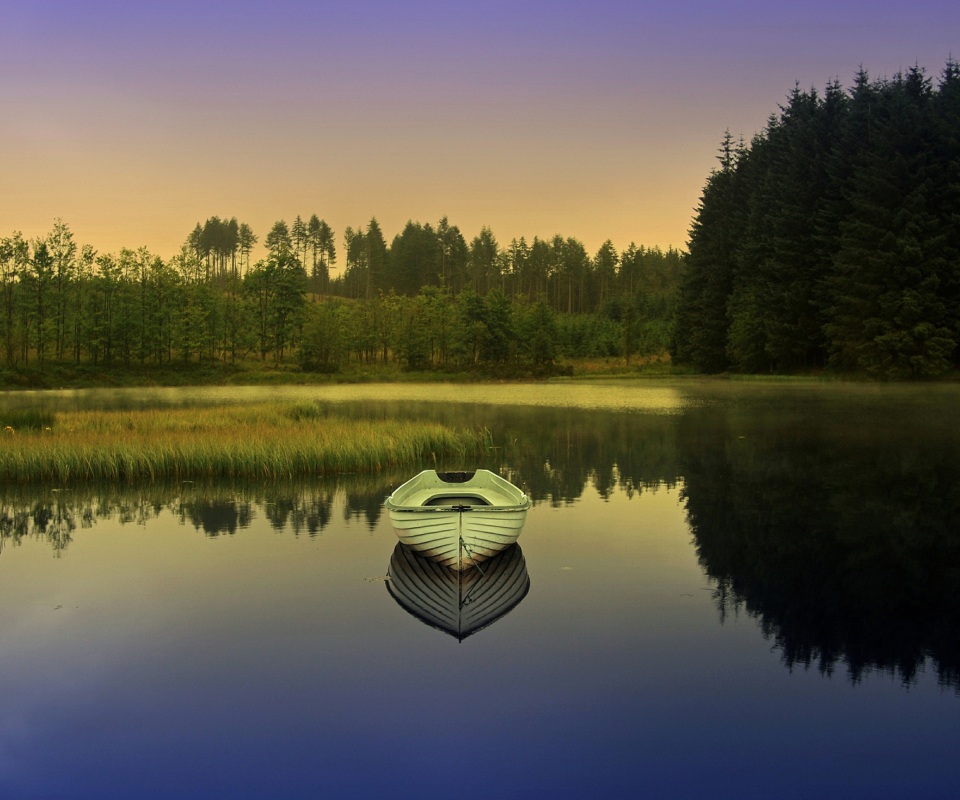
[0, 403, 487, 484]
[283, 401, 326, 421]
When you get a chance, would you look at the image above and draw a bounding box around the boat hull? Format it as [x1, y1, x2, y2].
[385, 469, 531, 570]
[388, 507, 528, 570]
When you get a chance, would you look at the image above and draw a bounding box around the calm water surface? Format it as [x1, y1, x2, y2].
[1, 381, 959, 798]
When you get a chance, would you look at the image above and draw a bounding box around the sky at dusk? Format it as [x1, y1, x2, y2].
[1, 0, 957, 267]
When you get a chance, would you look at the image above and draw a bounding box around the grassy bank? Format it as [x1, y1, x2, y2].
[3, 358, 955, 391]
[0, 402, 486, 483]
[0, 355, 701, 390]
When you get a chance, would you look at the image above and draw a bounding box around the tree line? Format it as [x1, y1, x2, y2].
[331, 216, 679, 314]
[673, 60, 960, 377]
[0, 217, 682, 373]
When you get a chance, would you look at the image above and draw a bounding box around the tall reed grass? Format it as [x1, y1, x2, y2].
[1, 408, 56, 432]
[0, 403, 487, 483]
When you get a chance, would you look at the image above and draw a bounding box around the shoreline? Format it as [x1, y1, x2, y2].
[2, 361, 957, 392]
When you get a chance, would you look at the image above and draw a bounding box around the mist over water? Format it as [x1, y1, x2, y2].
[2, 381, 959, 797]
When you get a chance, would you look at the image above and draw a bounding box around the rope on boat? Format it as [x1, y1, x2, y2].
[459, 536, 486, 578]
[459, 535, 487, 609]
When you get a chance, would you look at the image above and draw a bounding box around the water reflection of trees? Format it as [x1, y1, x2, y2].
[0, 406, 680, 558]
[3, 395, 959, 692]
[339, 399, 960, 689]
[677, 407, 960, 692]
[321, 400, 682, 504]
[180, 500, 255, 537]
[0, 494, 78, 557]
[497, 408, 679, 504]
[0, 473, 400, 554]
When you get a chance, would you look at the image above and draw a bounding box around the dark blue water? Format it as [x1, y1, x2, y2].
[1, 382, 958, 798]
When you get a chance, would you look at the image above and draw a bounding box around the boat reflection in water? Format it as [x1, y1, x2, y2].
[386, 542, 530, 641]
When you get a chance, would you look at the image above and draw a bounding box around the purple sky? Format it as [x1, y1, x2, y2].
[2, 0, 957, 261]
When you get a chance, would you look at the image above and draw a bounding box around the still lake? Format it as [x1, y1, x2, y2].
[1, 380, 959, 799]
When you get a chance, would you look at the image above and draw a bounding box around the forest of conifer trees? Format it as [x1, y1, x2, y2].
[5, 61, 958, 382]
[0, 214, 682, 378]
[673, 60, 960, 378]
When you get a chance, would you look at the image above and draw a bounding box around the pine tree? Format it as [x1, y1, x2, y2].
[365, 218, 387, 300]
[316, 220, 335, 295]
[291, 216, 307, 267]
[238, 223, 257, 274]
[469, 227, 498, 295]
[933, 59, 960, 366]
[674, 132, 744, 372]
[825, 69, 955, 377]
[265, 220, 292, 257]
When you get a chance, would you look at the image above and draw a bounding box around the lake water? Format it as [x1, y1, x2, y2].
[1, 380, 959, 799]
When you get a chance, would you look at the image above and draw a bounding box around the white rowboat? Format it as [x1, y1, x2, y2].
[384, 470, 531, 571]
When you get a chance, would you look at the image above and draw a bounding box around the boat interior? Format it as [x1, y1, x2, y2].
[423, 494, 492, 506]
[387, 469, 528, 510]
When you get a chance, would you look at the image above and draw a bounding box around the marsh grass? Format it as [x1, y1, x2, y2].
[1, 408, 56, 432]
[0, 403, 486, 483]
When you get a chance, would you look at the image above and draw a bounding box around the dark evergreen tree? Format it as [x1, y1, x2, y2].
[932, 59, 960, 366]
[677, 61, 960, 377]
[364, 218, 387, 300]
[388, 221, 441, 295]
[825, 68, 955, 377]
[673, 132, 744, 372]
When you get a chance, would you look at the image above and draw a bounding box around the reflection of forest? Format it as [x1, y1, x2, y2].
[313, 400, 682, 504]
[0, 472, 401, 556]
[676, 404, 960, 693]
[2, 395, 959, 689]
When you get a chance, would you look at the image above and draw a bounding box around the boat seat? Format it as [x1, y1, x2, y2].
[406, 488, 511, 507]
[423, 494, 491, 507]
